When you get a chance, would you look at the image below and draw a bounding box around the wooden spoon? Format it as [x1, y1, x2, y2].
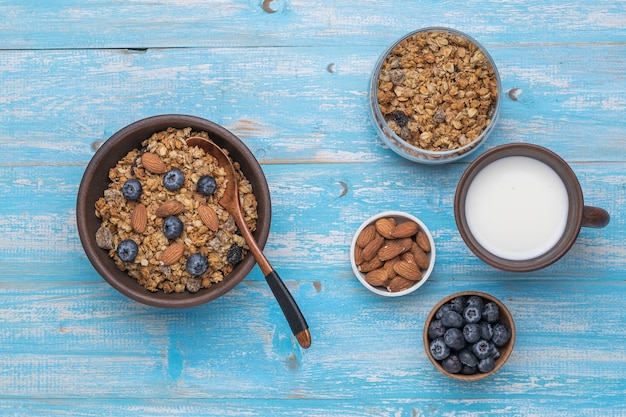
[187, 136, 311, 349]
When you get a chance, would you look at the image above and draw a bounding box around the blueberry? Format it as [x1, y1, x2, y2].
[467, 295, 484, 311]
[197, 175, 217, 196]
[477, 356, 495, 373]
[479, 322, 493, 341]
[471, 339, 492, 359]
[122, 179, 142, 200]
[435, 303, 452, 320]
[186, 253, 209, 276]
[482, 302, 500, 323]
[461, 365, 478, 375]
[449, 296, 467, 313]
[163, 168, 185, 191]
[492, 323, 512, 347]
[441, 310, 464, 328]
[463, 323, 481, 344]
[427, 319, 446, 339]
[444, 328, 466, 350]
[489, 343, 501, 360]
[458, 349, 478, 367]
[441, 354, 462, 374]
[463, 305, 482, 324]
[162, 216, 184, 239]
[226, 244, 244, 264]
[429, 337, 450, 361]
[116, 239, 138, 263]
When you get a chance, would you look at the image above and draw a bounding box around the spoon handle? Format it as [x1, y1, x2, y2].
[243, 226, 311, 349]
[263, 269, 311, 349]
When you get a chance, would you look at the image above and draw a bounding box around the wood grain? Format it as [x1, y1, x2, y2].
[0, 0, 625, 415]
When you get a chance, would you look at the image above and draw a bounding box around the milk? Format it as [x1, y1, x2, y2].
[464, 156, 569, 260]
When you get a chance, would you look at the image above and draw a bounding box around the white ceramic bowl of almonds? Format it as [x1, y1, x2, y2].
[369, 27, 501, 164]
[350, 211, 436, 297]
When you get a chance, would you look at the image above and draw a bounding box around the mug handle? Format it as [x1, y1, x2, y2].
[582, 206, 610, 228]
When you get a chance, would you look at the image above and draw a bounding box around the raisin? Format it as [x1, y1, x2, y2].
[387, 110, 409, 127]
[226, 244, 244, 264]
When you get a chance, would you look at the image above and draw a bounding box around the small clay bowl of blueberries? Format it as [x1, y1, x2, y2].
[423, 291, 515, 380]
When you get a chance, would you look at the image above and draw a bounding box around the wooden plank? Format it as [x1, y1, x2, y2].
[0, 1, 625, 49]
[0, 44, 625, 166]
[1, 398, 624, 417]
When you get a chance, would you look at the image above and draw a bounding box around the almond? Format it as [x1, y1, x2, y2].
[375, 217, 396, 239]
[400, 251, 417, 265]
[411, 242, 431, 270]
[393, 260, 423, 281]
[382, 257, 400, 279]
[361, 233, 384, 262]
[159, 242, 184, 266]
[390, 221, 419, 238]
[198, 205, 220, 232]
[358, 256, 384, 273]
[386, 276, 414, 292]
[354, 245, 364, 265]
[415, 230, 431, 253]
[156, 199, 184, 217]
[364, 269, 388, 287]
[377, 237, 413, 261]
[356, 224, 377, 247]
[131, 203, 147, 233]
[141, 152, 167, 174]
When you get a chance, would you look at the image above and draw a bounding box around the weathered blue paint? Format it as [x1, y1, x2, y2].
[0, 1, 625, 415]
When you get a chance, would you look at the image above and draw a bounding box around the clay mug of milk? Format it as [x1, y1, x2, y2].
[454, 143, 610, 272]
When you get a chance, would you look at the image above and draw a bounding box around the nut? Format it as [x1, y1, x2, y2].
[361, 233, 384, 262]
[411, 242, 431, 270]
[387, 276, 414, 292]
[390, 221, 419, 238]
[382, 257, 400, 279]
[354, 244, 364, 265]
[159, 242, 184, 266]
[416, 231, 432, 253]
[131, 203, 147, 233]
[155, 199, 184, 217]
[375, 217, 396, 239]
[393, 260, 422, 281]
[141, 152, 167, 174]
[364, 269, 389, 287]
[378, 237, 413, 261]
[356, 224, 377, 247]
[358, 256, 384, 273]
[198, 204, 219, 232]
[400, 251, 417, 265]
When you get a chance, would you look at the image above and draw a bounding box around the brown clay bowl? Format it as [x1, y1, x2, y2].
[423, 291, 515, 381]
[76, 114, 272, 308]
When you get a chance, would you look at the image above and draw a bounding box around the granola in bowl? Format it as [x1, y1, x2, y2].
[94, 127, 258, 294]
[369, 27, 501, 164]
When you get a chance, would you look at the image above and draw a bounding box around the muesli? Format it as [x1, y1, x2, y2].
[376, 30, 498, 152]
[94, 127, 258, 293]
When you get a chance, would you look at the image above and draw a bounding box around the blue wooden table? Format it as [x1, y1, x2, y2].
[1, 1, 625, 415]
